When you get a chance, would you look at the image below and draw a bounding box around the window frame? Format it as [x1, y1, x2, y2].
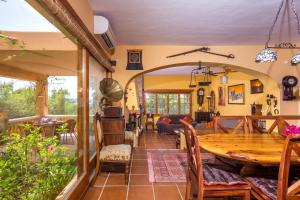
[143, 89, 192, 115]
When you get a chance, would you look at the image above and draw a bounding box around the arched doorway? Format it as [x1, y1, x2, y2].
[124, 62, 281, 117]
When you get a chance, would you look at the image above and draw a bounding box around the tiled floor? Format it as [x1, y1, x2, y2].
[83, 131, 185, 200]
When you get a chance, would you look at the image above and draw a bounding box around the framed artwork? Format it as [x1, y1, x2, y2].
[250, 79, 264, 94]
[126, 49, 143, 70]
[218, 86, 226, 106]
[228, 84, 245, 104]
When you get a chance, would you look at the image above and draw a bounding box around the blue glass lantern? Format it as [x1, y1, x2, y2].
[255, 49, 277, 63]
[291, 51, 300, 66]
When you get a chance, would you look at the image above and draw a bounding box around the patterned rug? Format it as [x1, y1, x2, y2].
[147, 149, 188, 183]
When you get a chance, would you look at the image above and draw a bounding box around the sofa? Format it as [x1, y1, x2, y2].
[156, 114, 196, 134]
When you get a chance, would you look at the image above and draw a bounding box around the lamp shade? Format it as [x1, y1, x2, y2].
[255, 49, 277, 63]
[291, 51, 300, 66]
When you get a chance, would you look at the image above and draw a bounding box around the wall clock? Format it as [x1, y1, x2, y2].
[126, 49, 143, 70]
[282, 76, 298, 101]
[197, 88, 205, 106]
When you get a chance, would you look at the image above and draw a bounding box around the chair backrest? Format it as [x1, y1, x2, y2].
[277, 134, 300, 199]
[66, 119, 76, 133]
[246, 115, 278, 134]
[180, 119, 205, 198]
[213, 116, 248, 134]
[277, 115, 300, 135]
[93, 113, 104, 159]
[41, 124, 56, 137]
[146, 113, 154, 122]
[129, 113, 137, 123]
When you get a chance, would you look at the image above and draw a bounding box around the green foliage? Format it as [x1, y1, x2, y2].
[0, 125, 76, 200]
[55, 123, 68, 135]
[0, 80, 77, 119]
[0, 82, 36, 118]
[48, 89, 77, 115]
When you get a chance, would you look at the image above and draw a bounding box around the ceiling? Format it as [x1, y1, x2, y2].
[0, 50, 78, 76]
[145, 66, 225, 76]
[89, 0, 300, 45]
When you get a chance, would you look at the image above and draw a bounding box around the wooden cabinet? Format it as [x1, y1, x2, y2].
[195, 112, 214, 123]
[101, 117, 125, 145]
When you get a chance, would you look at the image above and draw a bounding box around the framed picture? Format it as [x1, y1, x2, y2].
[218, 86, 226, 106]
[228, 84, 245, 104]
[126, 49, 143, 70]
[250, 79, 264, 94]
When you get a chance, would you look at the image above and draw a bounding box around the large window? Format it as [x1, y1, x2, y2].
[144, 90, 191, 114]
[0, 0, 83, 198]
[89, 56, 106, 157]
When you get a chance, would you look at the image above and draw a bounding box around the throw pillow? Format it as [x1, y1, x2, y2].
[182, 116, 192, 124]
[162, 117, 172, 124]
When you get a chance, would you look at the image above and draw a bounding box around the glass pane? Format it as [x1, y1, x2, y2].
[89, 56, 106, 157]
[169, 94, 179, 114]
[145, 93, 156, 114]
[48, 76, 77, 115]
[180, 94, 190, 114]
[0, 78, 36, 119]
[157, 94, 167, 114]
[0, 1, 82, 198]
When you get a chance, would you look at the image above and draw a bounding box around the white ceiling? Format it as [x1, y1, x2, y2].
[89, 0, 300, 45]
[145, 66, 225, 76]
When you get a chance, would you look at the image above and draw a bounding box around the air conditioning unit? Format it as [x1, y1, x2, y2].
[94, 16, 117, 50]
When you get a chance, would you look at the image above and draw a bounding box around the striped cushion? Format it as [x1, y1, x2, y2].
[246, 177, 277, 200]
[203, 164, 247, 185]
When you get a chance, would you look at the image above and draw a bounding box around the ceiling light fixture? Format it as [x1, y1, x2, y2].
[189, 62, 217, 88]
[256, 0, 300, 65]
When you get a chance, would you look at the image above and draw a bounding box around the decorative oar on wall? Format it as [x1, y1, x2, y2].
[166, 47, 235, 59]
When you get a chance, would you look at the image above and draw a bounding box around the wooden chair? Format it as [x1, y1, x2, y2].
[245, 134, 300, 200]
[213, 116, 248, 134]
[180, 119, 251, 200]
[277, 115, 300, 135]
[93, 113, 132, 184]
[40, 124, 56, 138]
[63, 119, 77, 144]
[145, 113, 155, 131]
[247, 115, 278, 134]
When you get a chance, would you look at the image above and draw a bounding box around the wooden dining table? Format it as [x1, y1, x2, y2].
[197, 132, 300, 175]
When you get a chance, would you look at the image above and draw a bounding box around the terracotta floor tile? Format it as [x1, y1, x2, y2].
[94, 173, 109, 187]
[178, 185, 186, 198]
[131, 165, 149, 174]
[130, 174, 151, 185]
[106, 174, 126, 186]
[132, 159, 148, 166]
[134, 149, 147, 154]
[99, 186, 127, 200]
[154, 185, 182, 200]
[127, 186, 154, 200]
[133, 154, 148, 159]
[83, 187, 102, 200]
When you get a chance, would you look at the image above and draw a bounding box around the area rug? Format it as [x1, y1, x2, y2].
[147, 149, 216, 183]
[147, 149, 188, 183]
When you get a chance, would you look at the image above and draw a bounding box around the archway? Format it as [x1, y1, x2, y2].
[124, 61, 281, 117]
